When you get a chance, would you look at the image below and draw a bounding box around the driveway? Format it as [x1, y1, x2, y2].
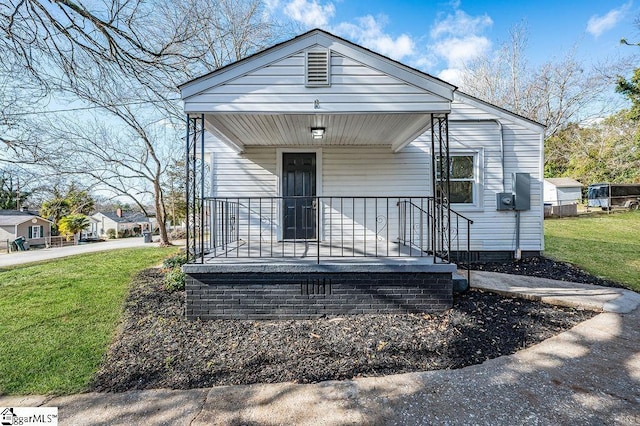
[0, 238, 157, 268]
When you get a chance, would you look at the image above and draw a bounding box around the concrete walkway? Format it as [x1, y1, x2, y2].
[0, 237, 156, 268]
[1, 271, 639, 425]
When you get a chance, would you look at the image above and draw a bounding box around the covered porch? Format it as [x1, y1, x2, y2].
[180, 29, 473, 319]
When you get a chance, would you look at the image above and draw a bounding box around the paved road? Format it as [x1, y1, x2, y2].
[1, 271, 639, 425]
[0, 238, 157, 268]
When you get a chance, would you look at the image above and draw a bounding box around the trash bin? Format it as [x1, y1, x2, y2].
[142, 231, 152, 243]
[14, 236, 26, 251]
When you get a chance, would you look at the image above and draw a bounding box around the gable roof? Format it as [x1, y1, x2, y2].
[0, 210, 52, 226]
[545, 178, 583, 188]
[95, 211, 150, 224]
[180, 28, 457, 102]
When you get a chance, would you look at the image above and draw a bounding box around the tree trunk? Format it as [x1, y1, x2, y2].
[154, 177, 170, 246]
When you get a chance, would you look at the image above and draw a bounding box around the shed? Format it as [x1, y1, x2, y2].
[544, 178, 583, 206]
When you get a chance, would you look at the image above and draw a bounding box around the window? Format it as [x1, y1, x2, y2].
[436, 154, 477, 204]
[29, 225, 43, 239]
[305, 48, 330, 87]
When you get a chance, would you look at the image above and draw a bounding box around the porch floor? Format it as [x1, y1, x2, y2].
[200, 239, 436, 265]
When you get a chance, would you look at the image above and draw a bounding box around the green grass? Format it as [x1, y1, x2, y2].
[0, 246, 177, 395]
[544, 210, 640, 292]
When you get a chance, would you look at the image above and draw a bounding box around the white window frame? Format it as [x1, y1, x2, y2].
[30, 225, 41, 239]
[437, 150, 483, 210]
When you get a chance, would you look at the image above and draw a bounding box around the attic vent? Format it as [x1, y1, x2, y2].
[305, 49, 330, 87]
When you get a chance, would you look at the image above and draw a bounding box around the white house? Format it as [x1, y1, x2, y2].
[179, 29, 545, 319]
[91, 209, 150, 238]
[544, 178, 583, 206]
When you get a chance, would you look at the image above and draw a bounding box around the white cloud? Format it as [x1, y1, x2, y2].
[586, 2, 632, 38]
[283, 0, 335, 28]
[427, 8, 493, 79]
[432, 35, 491, 68]
[437, 68, 464, 85]
[430, 10, 493, 39]
[333, 15, 415, 60]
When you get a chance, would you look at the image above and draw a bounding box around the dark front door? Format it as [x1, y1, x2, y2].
[282, 153, 316, 239]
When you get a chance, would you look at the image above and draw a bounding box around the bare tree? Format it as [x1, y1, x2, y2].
[461, 23, 612, 138]
[2, 0, 286, 245]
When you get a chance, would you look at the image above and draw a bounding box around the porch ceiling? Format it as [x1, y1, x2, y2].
[204, 113, 433, 153]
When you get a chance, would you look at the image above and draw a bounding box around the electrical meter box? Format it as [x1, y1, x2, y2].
[513, 173, 530, 211]
[496, 192, 514, 210]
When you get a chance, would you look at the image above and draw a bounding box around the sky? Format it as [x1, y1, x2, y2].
[265, 0, 639, 84]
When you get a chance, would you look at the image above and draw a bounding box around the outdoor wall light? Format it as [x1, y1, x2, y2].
[311, 127, 325, 139]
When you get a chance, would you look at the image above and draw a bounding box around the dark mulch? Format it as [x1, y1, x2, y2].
[467, 256, 627, 289]
[90, 268, 596, 392]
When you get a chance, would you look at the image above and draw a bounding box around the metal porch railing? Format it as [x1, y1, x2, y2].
[188, 196, 473, 271]
[398, 199, 474, 282]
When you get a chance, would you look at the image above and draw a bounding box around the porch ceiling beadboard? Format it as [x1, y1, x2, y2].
[180, 29, 456, 154]
[204, 112, 433, 148]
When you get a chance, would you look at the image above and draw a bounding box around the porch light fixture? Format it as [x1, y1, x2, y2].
[311, 127, 325, 139]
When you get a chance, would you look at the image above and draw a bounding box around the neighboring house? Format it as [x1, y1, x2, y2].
[0, 209, 53, 248]
[544, 178, 583, 206]
[179, 29, 545, 319]
[81, 216, 101, 240]
[91, 209, 150, 237]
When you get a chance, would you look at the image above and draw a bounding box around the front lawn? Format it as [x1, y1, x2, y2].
[544, 210, 640, 292]
[0, 246, 177, 395]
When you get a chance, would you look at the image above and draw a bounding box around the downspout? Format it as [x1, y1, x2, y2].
[492, 119, 520, 259]
[493, 119, 505, 193]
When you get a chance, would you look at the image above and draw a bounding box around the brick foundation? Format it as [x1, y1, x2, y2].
[185, 270, 453, 320]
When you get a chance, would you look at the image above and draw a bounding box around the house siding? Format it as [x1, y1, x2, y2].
[544, 184, 582, 206]
[448, 95, 543, 253]
[207, 95, 544, 255]
[0, 225, 14, 242]
[186, 51, 450, 114]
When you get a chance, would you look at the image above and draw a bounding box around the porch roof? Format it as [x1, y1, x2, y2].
[181, 29, 456, 154]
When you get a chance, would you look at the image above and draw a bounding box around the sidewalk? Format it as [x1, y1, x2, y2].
[0, 238, 155, 268]
[1, 271, 638, 425]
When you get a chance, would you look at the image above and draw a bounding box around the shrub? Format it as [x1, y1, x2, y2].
[163, 267, 185, 292]
[163, 252, 187, 269]
[106, 229, 116, 239]
[169, 229, 186, 240]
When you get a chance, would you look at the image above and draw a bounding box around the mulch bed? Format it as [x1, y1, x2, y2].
[467, 256, 627, 289]
[90, 267, 596, 392]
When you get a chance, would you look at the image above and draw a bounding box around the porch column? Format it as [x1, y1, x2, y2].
[185, 114, 206, 263]
[431, 113, 451, 263]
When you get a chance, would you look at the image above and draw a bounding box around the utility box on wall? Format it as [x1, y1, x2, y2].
[513, 173, 531, 211]
[496, 192, 514, 211]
